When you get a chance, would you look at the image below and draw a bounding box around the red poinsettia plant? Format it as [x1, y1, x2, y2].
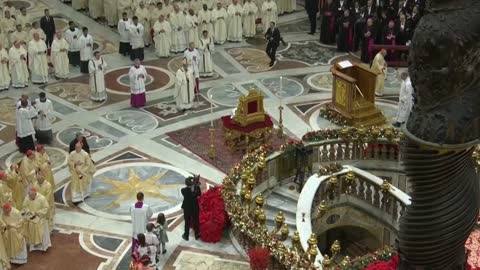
[198, 186, 228, 243]
[248, 247, 270, 270]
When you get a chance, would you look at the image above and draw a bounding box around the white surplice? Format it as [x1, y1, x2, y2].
[117, 18, 132, 44]
[28, 39, 48, 84]
[243, 1, 258, 37]
[129, 23, 145, 50]
[395, 77, 414, 123]
[185, 14, 200, 48]
[130, 203, 153, 238]
[198, 37, 214, 77]
[128, 65, 148, 95]
[153, 20, 172, 57]
[174, 67, 195, 110]
[64, 27, 81, 53]
[79, 34, 94, 62]
[88, 57, 108, 101]
[169, 11, 187, 53]
[227, 3, 243, 41]
[261, 1, 277, 33]
[135, 7, 151, 44]
[8, 46, 29, 88]
[16, 106, 37, 139]
[0, 48, 10, 90]
[184, 48, 200, 79]
[33, 98, 54, 132]
[51, 37, 70, 79]
[212, 7, 227, 44]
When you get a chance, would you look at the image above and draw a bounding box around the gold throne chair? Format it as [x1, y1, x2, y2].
[221, 88, 273, 152]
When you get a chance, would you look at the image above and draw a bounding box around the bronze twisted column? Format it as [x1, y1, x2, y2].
[398, 0, 480, 269]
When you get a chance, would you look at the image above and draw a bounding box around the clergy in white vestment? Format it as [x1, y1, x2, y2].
[276, 0, 286, 15]
[51, 32, 70, 79]
[153, 15, 172, 58]
[79, 27, 93, 74]
[3, 3, 18, 18]
[68, 143, 95, 203]
[118, 13, 132, 57]
[394, 72, 413, 127]
[10, 24, 28, 47]
[16, 8, 31, 31]
[135, 2, 152, 46]
[1, 11, 16, 37]
[163, 0, 175, 15]
[185, 9, 200, 48]
[118, 0, 134, 18]
[104, 0, 118, 27]
[29, 22, 46, 42]
[129, 17, 145, 61]
[64, 21, 81, 67]
[178, 0, 189, 12]
[2, 203, 27, 266]
[227, 0, 244, 42]
[16, 100, 37, 153]
[212, 3, 227, 44]
[33, 92, 54, 145]
[198, 5, 214, 38]
[261, 0, 277, 33]
[72, 0, 88, 11]
[130, 192, 153, 239]
[170, 5, 187, 53]
[183, 43, 200, 93]
[88, 51, 108, 102]
[243, 0, 258, 38]
[22, 188, 51, 252]
[0, 43, 10, 91]
[198, 31, 214, 77]
[28, 33, 48, 84]
[0, 29, 10, 50]
[129, 59, 148, 108]
[204, 0, 215, 10]
[190, 0, 203, 13]
[9, 41, 28, 88]
[174, 61, 195, 110]
[150, 2, 164, 25]
[89, 0, 105, 19]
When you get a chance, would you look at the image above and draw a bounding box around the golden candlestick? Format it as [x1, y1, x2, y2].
[278, 105, 284, 138]
[208, 128, 215, 159]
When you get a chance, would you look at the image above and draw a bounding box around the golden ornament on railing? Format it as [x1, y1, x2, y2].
[331, 240, 341, 255]
[341, 256, 352, 267]
[344, 171, 355, 193]
[322, 254, 331, 267]
[275, 211, 285, 224]
[244, 189, 252, 204]
[292, 231, 300, 244]
[385, 126, 394, 141]
[247, 174, 256, 190]
[371, 127, 380, 140]
[253, 205, 262, 220]
[308, 233, 317, 246]
[318, 200, 327, 218]
[357, 125, 366, 137]
[257, 156, 266, 169]
[258, 209, 266, 224]
[240, 184, 247, 198]
[328, 176, 338, 187]
[381, 179, 391, 193]
[340, 127, 350, 139]
[308, 246, 318, 257]
[281, 223, 289, 240]
[255, 193, 264, 207]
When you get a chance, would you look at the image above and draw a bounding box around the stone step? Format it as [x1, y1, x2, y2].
[265, 191, 297, 210]
[271, 185, 300, 202]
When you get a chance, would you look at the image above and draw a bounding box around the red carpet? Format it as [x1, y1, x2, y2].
[168, 119, 286, 173]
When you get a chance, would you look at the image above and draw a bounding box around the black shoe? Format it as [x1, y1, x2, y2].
[162, 250, 167, 254]
[182, 234, 189, 241]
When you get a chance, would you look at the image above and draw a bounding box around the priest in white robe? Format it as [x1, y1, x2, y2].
[9, 41, 28, 88]
[153, 15, 172, 58]
[104, 0, 118, 27]
[28, 33, 48, 84]
[185, 9, 200, 48]
[135, 2, 151, 47]
[198, 31, 214, 77]
[2, 203, 27, 265]
[170, 5, 187, 53]
[184, 43, 200, 93]
[129, 17, 145, 61]
[118, 0, 134, 18]
[9, 24, 28, 48]
[89, 0, 105, 20]
[16, 101, 37, 154]
[79, 27, 93, 74]
[129, 59, 148, 108]
[261, 0, 277, 33]
[243, 0, 258, 38]
[130, 192, 153, 241]
[118, 13, 132, 57]
[64, 21, 81, 67]
[22, 188, 51, 252]
[0, 43, 10, 91]
[16, 8, 31, 31]
[72, 0, 88, 11]
[163, 0, 174, 15]
[51, 31, 69, 79]
[198, 5, 214, 37]
[394, 72, 413, 127]
[174, 61, 195, 111]
[33, 92, 54, 145]
[212, 3, 227, 44]
[227, 0, 243, 42]
[68, 143, 95, 203]
[88, 51, 108, 102]
[371, 49, 387, 96]
[29, 22, 46, 42]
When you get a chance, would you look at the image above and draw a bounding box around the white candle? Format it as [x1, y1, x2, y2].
[279, 76, 283, 106]
[210, 101, 213, 127]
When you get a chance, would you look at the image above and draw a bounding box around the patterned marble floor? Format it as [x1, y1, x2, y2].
[0, 1, 403, 269]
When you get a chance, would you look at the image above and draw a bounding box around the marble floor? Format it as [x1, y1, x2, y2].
[0, 1, 403, 269]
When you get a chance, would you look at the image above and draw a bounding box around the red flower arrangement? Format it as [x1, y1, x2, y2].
[248, 247, 270, 270]
[364, 254, 398, 270]
[198, 186, 228, 243]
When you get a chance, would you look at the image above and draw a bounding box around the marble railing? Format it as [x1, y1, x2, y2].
[296, 165, 411, 267]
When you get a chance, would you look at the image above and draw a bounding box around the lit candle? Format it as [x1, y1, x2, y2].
[210, 98, 213, 127]
[279, 76, 283, 106]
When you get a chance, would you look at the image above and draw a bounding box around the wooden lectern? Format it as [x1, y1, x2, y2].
[330, 61, 385, 127]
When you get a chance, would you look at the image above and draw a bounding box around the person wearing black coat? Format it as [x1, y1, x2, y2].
[181, 176, 201, 241]
[396, 13, 412, 45]
[305, 0, 319, 34]
[320, 0, 337, 44]
[265, 22, 285, 67]
[68, 133, 90, 154]
[40, 9, 56, 48]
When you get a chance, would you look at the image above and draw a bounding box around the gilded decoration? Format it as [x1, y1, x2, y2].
[335, 80, 347, 107]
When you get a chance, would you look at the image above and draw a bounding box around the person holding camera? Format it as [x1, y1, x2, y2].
[181, 176, 201, 241]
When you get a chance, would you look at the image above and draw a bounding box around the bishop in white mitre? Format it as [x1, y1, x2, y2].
[243, 0, 258, 38]
[88, 51, 108, 102]
[51, 32, 70, 79]
[0, 43, 10, 91]
[135, 1, 152, 46]
[22, 188, 51, 252]
[68, 143, 96, 203]
[198, 4, 214, 37]
[212, 2, 227, 44]
[9, 41, 29, 88]
[153, 15, 172, 58]
[227, 0, 244, 42]
[104, 0, 118, 27]
[129, 59, 148, 108]
[89, 0, 105, 19]
[198, 31, 214, 77]
[261, 0, 277, 33]
[28, 33, 48, 84]
[185, 9, 200, 48]
[174, 61, 195, 110]
[170, 5, 187, 53]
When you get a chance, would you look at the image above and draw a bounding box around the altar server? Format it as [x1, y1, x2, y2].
[72, 0, 88, 11]
[33, 93, 54, 145]
[0, 43, 10, 91]
[118, 13, 132, 57]
[153, 15, 172, 58]
[227, 0, 243, 42]
[19, 150, 37, 190]
[79, 27, 93, 74]
[393, 72, 413, 127]
[68, 143, 95, 203]
[129, 16, 145, 61]
[198, 30, 214, 77]
[129, 59, 148, 108]
[51, 31, 70, 79]
[16, 102, 37, 154]
[35, 145, 55, 188]
[185, 9, 200, 48]
[243, 0, 258, 38]
[88, 51, 108, 102]
[212, 3, 227, 44]
[64, 21, 81, 67]
[198, 5, 214, 38]
[371, 49, 387, 96]
[118, 0, 134, 18]
[28, 32, 48, 84]
[261, 0, 277, 33]
[32, 174, 54, 232]
[183, 42, 200, 93]
[6, 165, 25, 209]
[89, 0, 105, 20]
[174, 61, 195, 111]
[2, 203, 26, 266]
[130, 192, 153, 239]
[104, 0, 118, 27]
[170, 5, 187, 53]
[22, 188, 51, 252]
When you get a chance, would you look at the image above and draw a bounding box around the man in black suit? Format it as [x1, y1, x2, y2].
[40, 9, 56, 48]
[68, 133, 90, 154]
[305, 0, 319, 35]
[181, 176, 201, 241]
[265, 22, 285, 67]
